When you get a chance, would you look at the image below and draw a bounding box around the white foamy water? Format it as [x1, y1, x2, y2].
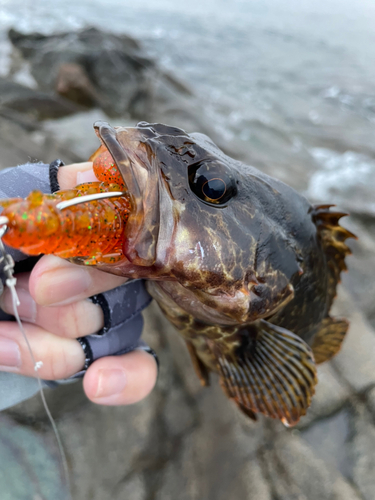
[307, 148, 375, 215]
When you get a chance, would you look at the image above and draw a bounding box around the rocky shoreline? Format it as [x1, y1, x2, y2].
[1, 27, 375, 500]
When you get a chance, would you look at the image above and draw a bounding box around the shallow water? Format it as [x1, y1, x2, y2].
[1, 0, 375, 197]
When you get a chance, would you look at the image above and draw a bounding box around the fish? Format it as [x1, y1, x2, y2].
[0, 120, 355, 426]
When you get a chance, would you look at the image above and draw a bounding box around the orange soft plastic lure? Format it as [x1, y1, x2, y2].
[0, 147, 131, 265]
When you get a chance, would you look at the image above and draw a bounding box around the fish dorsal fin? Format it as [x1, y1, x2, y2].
[312, 205, 355, 309]
[207, 320, 317, 426]
[311, 316, 348, 364]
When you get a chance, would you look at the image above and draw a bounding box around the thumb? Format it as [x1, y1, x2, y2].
[83, 350, 158, 406]
[57, 162, 96, 190]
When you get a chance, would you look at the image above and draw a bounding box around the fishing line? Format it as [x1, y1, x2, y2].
[0, 219, 72, 500]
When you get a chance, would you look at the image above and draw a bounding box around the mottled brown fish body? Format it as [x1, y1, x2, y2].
[93, 121, 353, 426]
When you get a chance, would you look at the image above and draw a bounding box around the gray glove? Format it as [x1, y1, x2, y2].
[0, 161, 154, 410]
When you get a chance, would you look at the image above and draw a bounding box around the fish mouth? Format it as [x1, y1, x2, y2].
[94, 120, 164, 268]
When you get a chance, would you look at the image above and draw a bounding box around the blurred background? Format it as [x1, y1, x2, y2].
[0, 0, 375, 498]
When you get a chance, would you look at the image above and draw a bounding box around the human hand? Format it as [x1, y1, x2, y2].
[0, 162, 157, 406]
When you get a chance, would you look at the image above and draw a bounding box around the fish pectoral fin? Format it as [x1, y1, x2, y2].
[207, 320, 317, 427]
[311, 316, 348, 364]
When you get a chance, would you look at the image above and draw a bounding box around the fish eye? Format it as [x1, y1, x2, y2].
[188, 160, 237, 205]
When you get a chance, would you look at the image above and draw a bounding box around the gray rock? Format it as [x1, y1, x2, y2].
[0, 111, 79, 169]
[43, 109, 132, 162]
[339, 219, 375, 330]
[8, 26, 141, 61]
[350, 405, 375, 500]
[154, 444, 273, 500]
[331, 287, 375, 392]
[0, 414, 69, 500]
[330, 478, 363, 500]
[0, 77, 83, 120]
[262, 433, 361, 500]
[6, 27, 245, 156]
[153, 384, 269, 500]
[8, 27, 192, 121]
[300, 409, 352, 477]
[112, 475, 146, 500]
[297, 362, 351, 428]
[238, 460, 273, 500]
[55, 62, 102, 109]
[366, 386, 375, 416]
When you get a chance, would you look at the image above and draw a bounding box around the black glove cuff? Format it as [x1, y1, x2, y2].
[49, 159, 65, 193]
[72, 280, 153, 376]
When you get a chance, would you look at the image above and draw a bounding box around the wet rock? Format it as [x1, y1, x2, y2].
[153, 385, 270, 500]
[0, 77, 83, 120]
[331, 287, 375, 392]
[0, 111, 79, 169]
[55, 62, 102, 108]
[0, 414, 68, 500]
[42, 109, 131, 161]
[262, 432, 361, 500]
[6, 27, 239, 152]
[297, 362, 351, 428]
[330, 478, 363, 500]
[238, 460, 273, 500]
[8, 27, 192, 120]
[300, 409, 352, 477]
[60, 395, 158, 500]
[8, 26, 141, 60]
[339, 219, 375, 329]
[113, 475, 146, 500]
[154, 445, 273, 500]
[350, 405, 375, 500]
[163, 384, 196, 437]
[366, 386, 375, 416]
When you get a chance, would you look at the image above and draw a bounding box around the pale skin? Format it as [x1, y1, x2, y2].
[0, 162, 158, 406]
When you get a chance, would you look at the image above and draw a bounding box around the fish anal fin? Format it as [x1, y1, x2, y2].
[311, 316, 349, 364]
[185, 340, 210, 387]
[207, 320, 317, 427]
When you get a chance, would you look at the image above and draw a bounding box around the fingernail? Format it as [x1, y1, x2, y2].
[95, 369, 127, 398]
[0, 337, 21, 368]
[0, 288, 37, 323]
[38, 267, 93, 305]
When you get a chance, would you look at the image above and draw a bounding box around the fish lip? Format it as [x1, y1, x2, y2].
[94, 120, 162, 267]
[94, 120, 137, 198]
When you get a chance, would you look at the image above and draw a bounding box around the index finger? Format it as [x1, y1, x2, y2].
[29, 255, 128, 306]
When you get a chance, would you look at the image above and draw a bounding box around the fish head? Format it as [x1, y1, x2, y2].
[95, 121, 306, 325]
